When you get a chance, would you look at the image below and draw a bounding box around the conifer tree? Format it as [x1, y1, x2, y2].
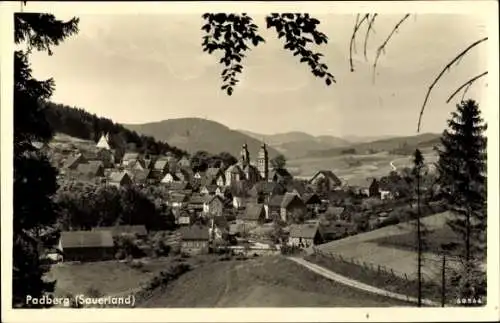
[435, 99, 487, 300]
[13, 13, 79, 308]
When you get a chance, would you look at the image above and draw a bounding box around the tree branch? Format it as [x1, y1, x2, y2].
[372, 14, 410, 83]
[349, 14, 369, 72]
[446, 71, 488, 104]
[417, 37, 488, 132]
[364, 14, 378, 61]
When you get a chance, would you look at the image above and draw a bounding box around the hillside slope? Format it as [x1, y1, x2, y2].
[240, 130, 351, 158]
[138, 256, 408, 307]
[309, 133, 441, 158]
[125, 118, 280, 159]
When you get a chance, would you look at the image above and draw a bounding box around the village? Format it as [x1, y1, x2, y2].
[36, 132, 443, 265]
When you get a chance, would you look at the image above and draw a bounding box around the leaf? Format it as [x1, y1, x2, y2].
[227, 87, 233, 96]
[325, 78, 332, 86]
[221, 84, 229, 90]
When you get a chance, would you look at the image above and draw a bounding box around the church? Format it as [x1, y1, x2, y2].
[225, 143, 270, 186]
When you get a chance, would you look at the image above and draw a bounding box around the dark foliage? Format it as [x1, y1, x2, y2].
[44, 102, 187, 158]
[13, 13, 79, 308]
[202, 13, 334, 95]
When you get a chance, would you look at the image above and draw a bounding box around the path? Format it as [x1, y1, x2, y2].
[287, 257, 440, 307]
[390, 160, 397, 171]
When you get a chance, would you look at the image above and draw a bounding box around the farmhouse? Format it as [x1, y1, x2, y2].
[309, 170, 342, 191]
[240, 203, 266, 224]
[130, 169, 155, 186]
[75, 160, 105, 179]
[179, 225, 210, 255]
[280, 192, 307, 223]
[269, 168, 293, 184]
[121, 152, 143, 167]
[170, 193, 189, 208]
[93, 225, 148, 238]
[63, 153, 87, 170]
[249, 181, 286, 203]
[108, 171, 133, 187]
[188, 194, 206, 212]
[288, 223, 323, 248]
[60, 230, 115, 262]
[203, 195, 225, 216]
[200, 184, 218, 195]
[153, 159, 169, 174]
[160, 172, 179, 184]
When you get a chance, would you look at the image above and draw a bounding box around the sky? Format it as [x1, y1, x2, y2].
[28, 7, 490, 138]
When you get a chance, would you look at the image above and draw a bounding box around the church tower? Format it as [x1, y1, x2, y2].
[240, 143, 250, 167]
[257, 143, 269, 181]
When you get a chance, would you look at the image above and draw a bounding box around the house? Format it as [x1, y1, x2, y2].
[60, 230, 115, 262]
[169, 193, 189, 208]
[177, 156, 191, 169]
[200, 184, 218, 195]
[240, 203, 266, 224]
[178, 215, 191, 226]
[325, 206, 347, 221]
[75, 161, 105, 179]
[188, 194, 206, 212]
[216, 186, 231, 198]
[108, 171, 133, 187]
[121, 152, 143, 167]
[130, 169, 155, 186]
[203, 195, 225, 217]
[96, 133, 111, 150]
[164, 181, 192, 193]
[179, 225, 210, 255]
[209, 216, 229, 241]
[280, 192, 307, 223]
[160, 172, 180, 184]
[153, 159, 169, 174]
[96, 149, 115, 168]
[319, 221, 356, 241]
[93, 225, 148, 238]
[286, 181, 307, 197]
[249, 181, 286, 203]
[63, 153, 87, 170]
[309, 170, 342, 191]
[288, 223, 323, 248]
[380, 190, 395, 200]
[268, 168, 293, 184]
[267, 194, 285, 221]
[232, 195, 247, 210]
[127, 159, 145, 171]
[175, 169, 192, 182]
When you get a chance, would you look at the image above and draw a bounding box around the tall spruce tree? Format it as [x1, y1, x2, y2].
[13, 13, 79, 308]
[435, 99, 487, 300]
[411, 148, 425, 306]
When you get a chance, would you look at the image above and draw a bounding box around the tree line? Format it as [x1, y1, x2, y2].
[43, 102, 188, 158]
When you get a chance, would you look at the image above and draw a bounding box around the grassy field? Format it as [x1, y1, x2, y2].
[304, 253, 444, 304]
[138, 256, 411, 307]
[46, 256, 211, 297]
[288, 150, 438, 186]
[315, 212, 460, 282]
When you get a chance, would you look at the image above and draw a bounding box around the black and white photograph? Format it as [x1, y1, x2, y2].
[1, 1, 499, 322]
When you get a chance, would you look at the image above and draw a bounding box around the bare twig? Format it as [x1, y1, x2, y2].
[417, 37, 488, 132]
[349, 14, 369, 72]
[446, 71, 488, 104]
[372, 14, 411, 82]
[364, 14, 378, 61]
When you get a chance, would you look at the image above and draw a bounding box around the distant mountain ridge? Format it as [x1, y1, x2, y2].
[239, 130, 352, 158]
[308, 133, 442, 158]
[125, 118, 281, 160]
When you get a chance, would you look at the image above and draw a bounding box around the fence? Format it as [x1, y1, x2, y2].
[311, 246, 420, 284]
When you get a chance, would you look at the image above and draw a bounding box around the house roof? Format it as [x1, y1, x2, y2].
[250, 181, 285, 196]
[180, 225, 209, 241]
[289, 223, 320, 239]
[61, 230, 114, 249]
[93, 225, 147, 236]
[108, 171, 131, 184]
[154, 160, 169, 170]
[310, 170, 342, 186]
[131, 169, 153, 184]
[226, 164, 244, 175]
[178, 216, 191, 224]
[211, 216, 229, 228]
[166, 181, 191, 191]
[281, 192, 303, 209]
[242, 203, 265, 221]
[201, 184, 218, 193]
[268, 194, 285, 207]
[123, 152, 140, 161]
[206, 167, 222, 178]
[286, 181, 306, 196]
[189, 194, 206, 205]
[205, 195, 224, 205]
[270, 168, 292, 179]
[170, 193, 189, 203]
[63, 153, 85, 169]
[76, 161, 104, 176]
[326, 206, 346, 216]
[302, 193, 322, 204]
